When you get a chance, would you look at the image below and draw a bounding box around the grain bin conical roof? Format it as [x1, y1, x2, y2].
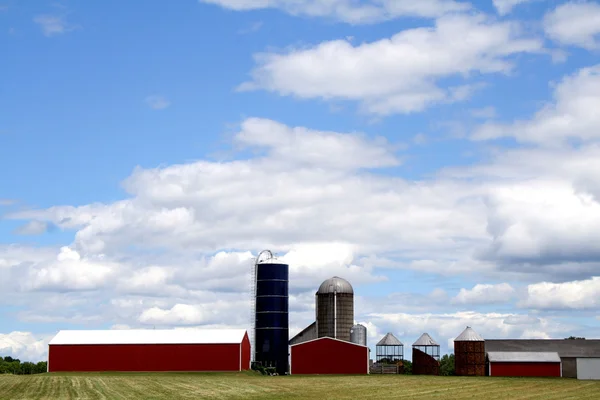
[377, 332, 403, 346]
[455, 326, 484, 342]
[413, 333, 439, 346]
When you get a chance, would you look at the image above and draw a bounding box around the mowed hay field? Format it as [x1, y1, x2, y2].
[1, 372, 599, 400]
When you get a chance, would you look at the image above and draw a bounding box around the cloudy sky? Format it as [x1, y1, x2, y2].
[1, 0, 600, 362]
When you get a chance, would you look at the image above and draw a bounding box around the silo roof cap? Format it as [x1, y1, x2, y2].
[377, 332, 403, 346]
[413, 333, 439, 346]
[455, 326, 484, 342]
[317, 276, 354, 294]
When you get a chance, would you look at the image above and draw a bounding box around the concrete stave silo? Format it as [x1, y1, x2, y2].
[316, 276, 354, 342]
[254, 250, 289, 375]
[454, 326, 485, 376]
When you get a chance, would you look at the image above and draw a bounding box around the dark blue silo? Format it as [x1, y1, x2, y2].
[254, 261, 289, 375]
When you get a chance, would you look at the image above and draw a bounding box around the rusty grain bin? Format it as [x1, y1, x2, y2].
[454, 326, 485, 376]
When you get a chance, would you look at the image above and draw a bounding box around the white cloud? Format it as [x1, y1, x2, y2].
[452, 283, 516, 305]
[0, 332, 50, 362]
[144, 95, 170, 110]
[239, 14, 543, 115]
[200, 0, 471, 24]
[33, 14, 77, 37]
[522, 277, 600, 310]
[473, 64, 600, 144]
[12, 221, 49, 236]
[492, 0, 537, 16]
[0, 199, 16, 206]
[544, 1, 600, 50]
[23, 247, 118, 291]
[368, 311, 572, 352]
[238, 21, 263, 34]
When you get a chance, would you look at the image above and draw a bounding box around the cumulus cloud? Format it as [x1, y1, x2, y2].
[144, 95, 170, 110]
[473, 64, 600, 145]
[23, 247, 118, 291]
[239, 13, 543, 115]
[470, 106, 497, 119]
[368, 311, 572, 352]
[522, 277, 600, 310]
[200, 0, 471, 24]
[0, 332, 50, 362]
[452, 283, 516, 305]
[544, 1, 600, 50]
[492, 0, 536, 16]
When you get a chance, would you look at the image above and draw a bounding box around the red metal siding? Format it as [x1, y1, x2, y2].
[490, 362, 561, 377]
[291, 338, 368, 375]
[241, 332, 251, 371]
[49, 343, 242, 372]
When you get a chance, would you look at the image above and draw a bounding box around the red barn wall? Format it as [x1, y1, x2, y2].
[490, 362, 561, 377]
[291, 338, 368, 375]
[241, 333, 251, 371]
[49, 343, 243, 372]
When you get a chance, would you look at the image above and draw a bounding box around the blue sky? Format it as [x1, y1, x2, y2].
[2, 0, 600, 361]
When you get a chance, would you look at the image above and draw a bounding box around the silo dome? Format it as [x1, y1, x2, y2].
[317, 276, 354, 294]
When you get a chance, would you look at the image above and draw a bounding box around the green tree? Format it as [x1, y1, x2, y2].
[565, 336, 585, 340]
[439, 354, 455, 376]
[402, 360, 412, 375]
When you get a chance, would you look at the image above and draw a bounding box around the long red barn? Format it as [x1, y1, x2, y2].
[291, 337, 369, 375]
[48, 329, 250, 372]
[487, 352, 562, 377]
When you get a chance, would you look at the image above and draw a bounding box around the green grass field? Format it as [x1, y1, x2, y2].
[1, 372, 599, 400]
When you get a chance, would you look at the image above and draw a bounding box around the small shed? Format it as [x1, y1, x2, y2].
[487, 352, 561, 377]
[48, 329, 250, 372]
[290, 337, 369, 375]
[412, 333, 441, 375]
[376, 333, 404, 364]
[576, 358, 600, 380]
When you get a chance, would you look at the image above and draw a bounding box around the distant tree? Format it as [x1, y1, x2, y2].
[565, 336, 586, 340]
[439, 354, 455, 376]
[35, 362, 48, 374]
[0, 356, 47, 375]
[402, 360, 412, 375]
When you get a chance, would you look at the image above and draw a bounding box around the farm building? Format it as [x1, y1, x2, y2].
[454, 326, 486, 377]
[290, 337, 369, 375]
[487, 352, 562, 377]
[485, 339, 600, 379]
[412, 333, 440, 376]
[48, 329, 250, 372]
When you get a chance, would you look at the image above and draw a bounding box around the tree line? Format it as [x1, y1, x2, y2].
[0, 356, 47, 375]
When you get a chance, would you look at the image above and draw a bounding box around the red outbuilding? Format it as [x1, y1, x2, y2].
[48, 329, 250, 372]
[290, 337, 369, 375]
[487, 352, 562, 377]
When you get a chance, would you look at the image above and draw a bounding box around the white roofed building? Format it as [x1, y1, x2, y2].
[48, 329, 250, 372]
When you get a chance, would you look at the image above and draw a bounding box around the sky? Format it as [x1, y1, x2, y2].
[1, 0, 600, 362]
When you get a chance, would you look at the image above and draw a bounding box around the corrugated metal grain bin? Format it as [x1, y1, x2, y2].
[412, 333, 440, 376]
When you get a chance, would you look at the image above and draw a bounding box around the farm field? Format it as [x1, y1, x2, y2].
[1, 372, 599, 400]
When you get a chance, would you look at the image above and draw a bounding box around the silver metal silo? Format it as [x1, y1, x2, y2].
[350, 324, 367, 346]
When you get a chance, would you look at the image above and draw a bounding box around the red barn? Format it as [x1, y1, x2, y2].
[290, 337, 369, 375]
[48, 329, 250, 372]
[487, 352, 562, 377]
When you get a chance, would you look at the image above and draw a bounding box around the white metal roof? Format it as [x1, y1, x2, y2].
[413, 333, 439, 346]
[488, 351, 561, 363]
[49, 329, 247, 345]
[455, 327, 485, 342]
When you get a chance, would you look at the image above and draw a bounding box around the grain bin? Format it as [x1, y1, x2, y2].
[316, 276, 354, 342]
[454, 326, 485, 376]
[412, 333, 440, 375]
[350, 324, 367, 347]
